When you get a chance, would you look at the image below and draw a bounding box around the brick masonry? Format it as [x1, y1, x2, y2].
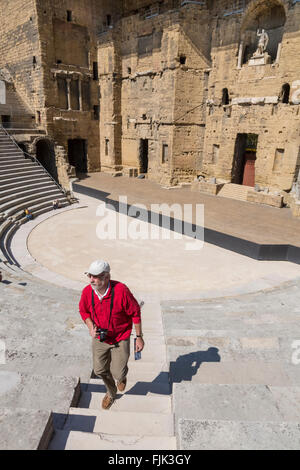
[0, 0, 299, 194]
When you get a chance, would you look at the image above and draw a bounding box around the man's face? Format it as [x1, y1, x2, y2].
[88, 272, 110, 291]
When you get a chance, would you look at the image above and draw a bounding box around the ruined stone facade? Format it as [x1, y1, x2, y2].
[0, 0, 299, 193]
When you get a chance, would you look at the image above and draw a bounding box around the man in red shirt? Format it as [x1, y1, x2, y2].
[79, 260, 144, 409]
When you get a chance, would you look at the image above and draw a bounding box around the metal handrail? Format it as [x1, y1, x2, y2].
[0, 125, 67, 196]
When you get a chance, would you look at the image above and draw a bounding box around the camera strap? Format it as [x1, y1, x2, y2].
[91, 285, 115, 330]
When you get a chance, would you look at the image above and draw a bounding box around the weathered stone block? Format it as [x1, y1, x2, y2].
[247, 190, 283, 208]
[191, 181, 224, 195]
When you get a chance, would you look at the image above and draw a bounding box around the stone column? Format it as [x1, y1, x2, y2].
[79, 77, 83, 111]
[66, 78, 71, 111]
[275, 43, 282, 64]
[237, 42, 244, 69]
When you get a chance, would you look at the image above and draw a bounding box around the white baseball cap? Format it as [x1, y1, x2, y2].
[85, 260, 110, 276]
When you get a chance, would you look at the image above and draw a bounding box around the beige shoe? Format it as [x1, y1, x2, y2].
[117, 378, 127, 392]
[102, 393, 115, 410]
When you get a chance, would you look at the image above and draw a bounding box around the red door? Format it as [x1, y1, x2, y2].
[242, 152, 256, 187]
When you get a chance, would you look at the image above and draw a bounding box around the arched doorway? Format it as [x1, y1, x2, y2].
[36, 139, 58, 182]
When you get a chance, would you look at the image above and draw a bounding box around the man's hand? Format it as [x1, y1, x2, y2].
[89, 325, 98, 338]
[135, 337, 144, 352]
[85, 318, 98, 338]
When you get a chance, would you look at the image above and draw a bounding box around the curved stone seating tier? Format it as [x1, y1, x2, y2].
[0, 127, 69, 267]
[0, 174, 49, 188]
[0, 189, 66, 215]
[0, 181, 55, 199]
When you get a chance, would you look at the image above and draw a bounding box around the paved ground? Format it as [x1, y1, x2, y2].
[23, 190, 300, 301]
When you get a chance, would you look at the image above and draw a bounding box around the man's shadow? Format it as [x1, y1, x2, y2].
[169, 347, 221, 386]
[88, 347, 221, 398]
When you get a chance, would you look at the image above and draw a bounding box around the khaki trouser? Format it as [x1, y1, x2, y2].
[92, 337, 130, 398]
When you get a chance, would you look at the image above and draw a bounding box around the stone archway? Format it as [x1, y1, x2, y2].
[34, 138, 59, 182]
[240, 0, 286, 64]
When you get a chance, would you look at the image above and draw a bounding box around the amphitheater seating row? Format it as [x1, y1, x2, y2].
[0, 126, 70, 270]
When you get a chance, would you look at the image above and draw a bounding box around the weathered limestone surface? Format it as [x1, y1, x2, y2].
[0, 0, 299, 196]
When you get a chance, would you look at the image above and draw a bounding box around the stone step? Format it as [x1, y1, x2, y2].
[0, 169, 45, 181]
[0, 184, 58, 206]
[0, 164, 39, 175]
[79, 391, 172, 413]
[173, 383, 300, 424]
[178, 418, 300, 450]
[125, 361, 169, 382]
[0, 174, 49, 186]
[175, 361, 300, 386]
[0, 157, 24, 164]
[127, 344, 167, 363]
[0, 161, 32, 169]
[0, 408, 53, 450]
[166, 337, 295, 363]
[217, 183, 252, 201]
[0, 149, 23, 154]
[8, 197, 68, 219]
[87, 378, 171, 396]
[64, 407, 175, 436]
[163, 316, 300, 337]
[0, 182, 55, 198]
[49, 429, 177, 450]
[0, 189, 64, 214]
[0, 371, 79, 418]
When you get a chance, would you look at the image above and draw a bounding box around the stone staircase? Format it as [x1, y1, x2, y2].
[217, 183, 252, 202]
[48, 302, 177, 450]
[0, 126, 70, 267]
[161, 282, 300, 450]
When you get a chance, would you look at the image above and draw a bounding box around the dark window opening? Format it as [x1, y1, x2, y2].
[57, 77, 68, 109]
[36, 139, 58, 182]
[1, 115, 11, 128]
[70, 79, 80, 111]
[33, 56, 37, 67]
[93, 105, 100, 120]
[107, 15, 112, 26]
[57, 59, 62, 64]
[105, 138, 109, 156]
[222, 88, 230, 105]
[280, 83, 290, 104]
[82, 80, 91, 111]
[139, 139, 148, 174]
[179, 55, 186, 65]
[67, 10, 72, 22]
[127, 67, 131, 74]
[162, 144, 168, 164]
[68, 139, 87, 174]
[93, 62, 98, 80]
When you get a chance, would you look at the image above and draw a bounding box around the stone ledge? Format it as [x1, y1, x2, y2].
[247, 190, 283, 208]
[191, 181, 224, 195]
[0, 408, 53, 450]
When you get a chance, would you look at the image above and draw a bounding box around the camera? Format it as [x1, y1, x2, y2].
[96, 328, 108, 342]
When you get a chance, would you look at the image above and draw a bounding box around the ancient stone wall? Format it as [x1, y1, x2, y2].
[202, 0, 300, 191]
[0, 0, 43, 122]
[0, 0, 299, 193]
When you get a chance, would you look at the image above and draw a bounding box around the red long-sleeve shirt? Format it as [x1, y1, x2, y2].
[79, 280, 141, 344]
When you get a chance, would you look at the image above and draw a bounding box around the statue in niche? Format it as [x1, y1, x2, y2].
[254, 29, 269, 56]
